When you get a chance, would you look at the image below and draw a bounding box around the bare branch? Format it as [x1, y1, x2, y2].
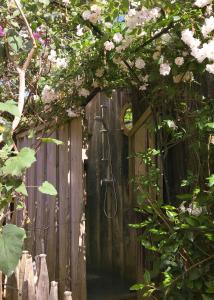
[23, 46, 36, 71]
[12, 0, 37, 131]
[12, 68, 25, 131]
[13, 0, 36, 46]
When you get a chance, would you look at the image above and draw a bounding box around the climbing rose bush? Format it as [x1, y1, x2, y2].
[0, 1, 214, 299]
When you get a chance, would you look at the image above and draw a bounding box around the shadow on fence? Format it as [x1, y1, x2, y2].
[0, 251, 72, 300]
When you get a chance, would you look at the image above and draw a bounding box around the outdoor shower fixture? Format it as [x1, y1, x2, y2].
[94, 103, 118, 218]
[94, 104, 108, 161]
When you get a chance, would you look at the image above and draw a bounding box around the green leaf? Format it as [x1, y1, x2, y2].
[3, 148, 36, 176]
[28, 129, 36, 139]
[163, 272, 173, 287]
[205, 123, 214, 129]
[130, 283, 145, 291]
[0, 100, 20, 117]
[185, 216, 198, 227]
[0, 224, 26, 276]
[141, 237, 158, 251]
[15, 182, 28, 196]
[40, 137, 63, 145]
[173, 16, 181, 21]
[143, 288, 156, 297]
[144, 270, 151, 284]
[207, 175, 214, 187]
[38, 181, 57, 196]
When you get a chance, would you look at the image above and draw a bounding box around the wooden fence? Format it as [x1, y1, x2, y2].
[15, 118, 86, 300]
[1, 251, 73, 299]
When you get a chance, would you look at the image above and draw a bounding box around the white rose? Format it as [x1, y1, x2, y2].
[55, 57, 68, 68]
[139, 84, 148, 91]
[82, 10, 91, 20]
[194, 0, 212, 8]
[175, 57, 184, 66]
[113, 33, 123, 44]
[62, 0, 69, 5]
[48, 49, 57, 62]
[160, 63, 171, 76]
[206, 63, 214, 74]
[104, 41, 115, 51]
[76, 25, 84, 36]
[91, 4, 101, 14]
[135, 58, 145, 69]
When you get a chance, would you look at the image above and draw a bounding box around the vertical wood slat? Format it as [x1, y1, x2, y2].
[106, 95, 113, 272]
[64, 291, 72, 300]
[18, 250, 29, 300]
[5, 274, 18, 300]
[22, 255, 36, 300]
[95, 95, 101, 270]
[49, 281, 58, 300]
[128, 110, 154, 300]
[58, 125, 69, 298]
[46, 133, 57, 282]
[85, 97, 100, 270]
[70, 118, 86, 300]
[35, 144, 45, 255]
[112, 90, 124, 276]
[36, 254, 49, 300]
[26, 138, 36, 256]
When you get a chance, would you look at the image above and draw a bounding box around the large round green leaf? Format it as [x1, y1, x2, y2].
[2, 147, 36, 177]
[0, 224, 26, 276]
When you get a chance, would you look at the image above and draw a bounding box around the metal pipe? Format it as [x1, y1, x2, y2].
[100, 105, 107, 161]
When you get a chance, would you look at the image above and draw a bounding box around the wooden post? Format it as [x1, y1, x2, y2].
[64, 291, 72, 300]
[18, 251, 29, 300]
[49, 281, 58, 300]
[36, 254, 49, 300]
[22, 255, 36, 300]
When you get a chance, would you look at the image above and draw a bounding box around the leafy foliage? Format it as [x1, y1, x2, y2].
[0, 0, 213, 292]
[2, 147, 36, 176]
[0, 224, 26, 276]
[38, 181, 57, 196]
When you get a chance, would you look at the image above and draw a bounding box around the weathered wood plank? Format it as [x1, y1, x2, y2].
[22, 255, 36, 300]
[25, 137, 36, 253]
[18, 251, 29, 300]
[64, 291, 72, 300]
[49, 281, 58, 300]
[70, 118, 86, 300]
[46, 133, 57, 282]
[58, 125, 69, 298]
[36, 254, 49, 300]
[35, 143, 45, 255]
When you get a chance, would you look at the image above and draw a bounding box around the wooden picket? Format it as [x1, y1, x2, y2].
[3, 251, 74, 300]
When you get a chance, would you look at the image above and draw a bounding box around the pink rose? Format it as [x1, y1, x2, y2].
[33, 32, 46, 45]
[0, 26, 4, 37]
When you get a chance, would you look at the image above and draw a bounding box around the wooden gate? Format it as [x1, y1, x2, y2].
[16, 117, 86, 300]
